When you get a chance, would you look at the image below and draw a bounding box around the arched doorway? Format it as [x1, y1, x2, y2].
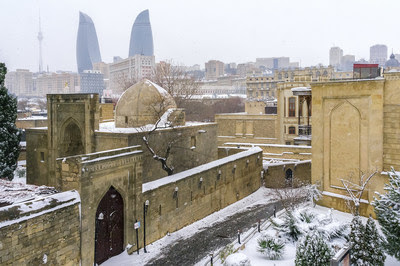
[95, 187, 124, 264]
[285, 169, 293, 187]
[60, 120, 83, 157]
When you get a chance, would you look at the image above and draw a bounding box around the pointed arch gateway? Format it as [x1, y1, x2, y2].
[95, 186, 124, 264]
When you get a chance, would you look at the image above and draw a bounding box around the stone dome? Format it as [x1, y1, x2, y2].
[385, 53, 400, 68]
[115, 79, 177, 128]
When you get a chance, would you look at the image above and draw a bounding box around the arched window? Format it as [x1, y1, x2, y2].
[61, 120, 83, 157]
[289, 126, 296, 134]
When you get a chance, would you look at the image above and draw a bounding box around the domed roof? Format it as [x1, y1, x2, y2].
[115, 80, 177, 128]
[385, 53, 400, 67]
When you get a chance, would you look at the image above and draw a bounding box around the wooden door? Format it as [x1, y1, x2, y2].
[95, 187, 124, 264]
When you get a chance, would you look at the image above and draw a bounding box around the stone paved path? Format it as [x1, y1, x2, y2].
[146, 202, 282, 266]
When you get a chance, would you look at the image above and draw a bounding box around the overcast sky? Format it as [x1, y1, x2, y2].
[1, 0, 399, 72]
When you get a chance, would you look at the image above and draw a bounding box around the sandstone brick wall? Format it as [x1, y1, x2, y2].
[142, 147, 263, 245]
[0, 191, 81, 265]
[222, 143, 312, 161]
[263, 161, 311, 188]
[383, 104, 400, 170]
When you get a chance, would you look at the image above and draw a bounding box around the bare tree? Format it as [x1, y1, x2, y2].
[151, 60, 200, 107]
[115, 71, 139, 92]
[340, 171, 376, 215]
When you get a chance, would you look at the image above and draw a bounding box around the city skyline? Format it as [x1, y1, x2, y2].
[1, 0, 400, 72]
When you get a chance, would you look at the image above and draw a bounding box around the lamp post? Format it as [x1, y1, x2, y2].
[143, 200, 149, 253]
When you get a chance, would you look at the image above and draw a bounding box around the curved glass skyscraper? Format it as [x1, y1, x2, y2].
[129, 10, 154, 57]
[76, 12, 102, 73]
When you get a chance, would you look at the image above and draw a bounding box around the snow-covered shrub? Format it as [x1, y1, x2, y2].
[15, 167, 26, 178]
[270, 210, 302, 242]
[295, 231, 332, 266]
[348, 215, 365, 265]
[305, 181, 322, 206]
[223, 253, 251, 266]
[363, 216, 386, 265]
[220, 244, 235, 263]
[373, 168, 400, 261]
[257, 234, 285, 260]
[270, 208, 350, 244]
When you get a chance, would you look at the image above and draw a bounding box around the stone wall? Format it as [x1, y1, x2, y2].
[215, 113, 278, 145]
[16, 118, 47, 129]
[263, 160, 311, 188]
[222, 142, 311, 161]
[141, 147, 263, 245]
[0, 191, 81, 265]
[26, 128, 48, 186]
[99, 103, 114, 122]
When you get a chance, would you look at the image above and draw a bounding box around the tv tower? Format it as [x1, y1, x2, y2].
[37, 14, 44, 73]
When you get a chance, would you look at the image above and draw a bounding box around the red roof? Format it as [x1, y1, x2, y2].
[353, 64, 379, 68]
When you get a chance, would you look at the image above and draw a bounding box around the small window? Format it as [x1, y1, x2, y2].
[125, 116, 128, 124]
[286, 141, 292, 145]
[40, 152, 45, 162]
[289, 126, 296, 134]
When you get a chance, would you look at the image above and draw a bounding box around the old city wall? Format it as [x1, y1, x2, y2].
[215, 113, 278, 146]
[142, 147, 263, 245]
[221, 143, 311, 161]
[16, 118, 47, 129]
[0, 191, 81, 265]
[26, 128, 48, 186]
[263, 161, 311, 188]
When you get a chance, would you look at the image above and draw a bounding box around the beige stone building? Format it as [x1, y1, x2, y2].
[34, 71, 80, 97]
[109, 54, 155, 94]
[205, 60, 224, 80]
[311, 71, 400, 216]
[5, 69, 34, 96]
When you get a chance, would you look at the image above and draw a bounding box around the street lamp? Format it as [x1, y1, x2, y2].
[143, 200, 149, 253]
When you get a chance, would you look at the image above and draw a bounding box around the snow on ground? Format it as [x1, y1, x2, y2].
[213, 205, 400, 266]
[102, 187, 277, 266]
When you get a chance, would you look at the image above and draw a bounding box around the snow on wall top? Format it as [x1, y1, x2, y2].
[224, 142, 311, 149]
[0, 179, 57, 206]
[142, 147, 262, 192]
[0, 190, 80, 228]
[97, 120, 214, 134]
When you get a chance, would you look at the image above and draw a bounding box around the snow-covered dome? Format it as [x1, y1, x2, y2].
[115, 80, 177, 128]
[385, 53, 400, 68]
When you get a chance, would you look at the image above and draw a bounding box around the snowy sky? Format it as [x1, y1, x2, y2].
[1, 0, 400, 72]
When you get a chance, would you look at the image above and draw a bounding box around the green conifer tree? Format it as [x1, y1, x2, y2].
[373, 168, 400, 261]
[363, 216, 386, 265]
[295, 231, 332, 266]
[0, 63, 21, 180]
[348, 215, 366, 265]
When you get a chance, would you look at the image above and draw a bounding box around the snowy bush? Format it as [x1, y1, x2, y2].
[373, 168, 400, 261]
[257, 234, 285, 260]
[295, 231, 332, 266]
[220, 244, 235, 263]
[15, 167, 26, 178]
[224, 253, 251, 266]
[270, 208, 350, 245]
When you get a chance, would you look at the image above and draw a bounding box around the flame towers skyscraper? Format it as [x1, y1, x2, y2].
[76, 12, 102, 73]
[128, 10, 154, 57]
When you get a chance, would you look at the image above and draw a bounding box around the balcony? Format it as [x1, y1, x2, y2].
[298, 125, 311, 136]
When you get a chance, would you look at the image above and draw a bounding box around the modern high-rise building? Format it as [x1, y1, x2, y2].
[255, 57, 291, 70]
[205, 60, 224, 80]
[370, 44, 387, 67]
[5, 69, 34, 96]
[76, 12, 102, 73]
[341, 54, 355, 71]
[329, 47, 343, 68]
[129, 10, 154, 57]
[80, 70, 105, 95]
